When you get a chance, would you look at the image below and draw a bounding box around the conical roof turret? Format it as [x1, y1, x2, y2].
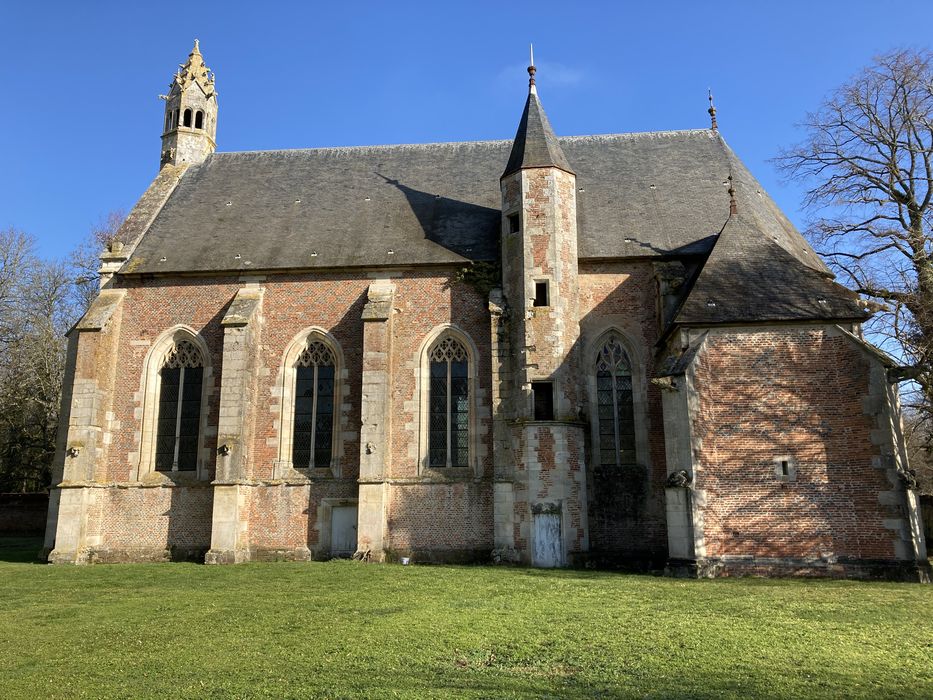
[502, 52, 574, 179]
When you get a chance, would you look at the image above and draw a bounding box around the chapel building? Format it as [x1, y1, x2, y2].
[43, 42, 929, 578]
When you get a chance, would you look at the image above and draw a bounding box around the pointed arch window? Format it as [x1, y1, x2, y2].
[595, 335, 636, 467]
[195, 110, 204, 129]
[292, 341, 336, 469]
[428, 337, 469, 468]
[155, 340, 204, 471]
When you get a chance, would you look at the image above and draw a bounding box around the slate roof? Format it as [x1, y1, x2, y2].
[674, 212, 865, 324]
[124, 129, 831, 277]
[502, 91, 574, 178]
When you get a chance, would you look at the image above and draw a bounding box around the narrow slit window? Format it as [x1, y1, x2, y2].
[183, 109, 192, 127]
[195, 110, 204, 129]
[532, 382, 554, 421]
[533, 281, 549, 307]
[507, 213, 520, 233]
[154, 339, 204, 472]
[292, 341, 336, 469]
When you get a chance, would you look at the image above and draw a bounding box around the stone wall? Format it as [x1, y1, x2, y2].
[0, 493, 49, 535]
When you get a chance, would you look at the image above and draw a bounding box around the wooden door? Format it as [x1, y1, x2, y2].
[330, 506, 358, 557]
[532, 512, 563, 567]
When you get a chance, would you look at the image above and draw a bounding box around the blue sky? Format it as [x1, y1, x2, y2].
[4, 1, 933, 259]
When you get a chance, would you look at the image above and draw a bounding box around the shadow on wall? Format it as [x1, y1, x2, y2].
[688, 327, 900, 562]
[576, 266, 670, 561]
[165, 482, 214, 562]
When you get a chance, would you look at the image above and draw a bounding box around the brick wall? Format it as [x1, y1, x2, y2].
[578, 261, 668, 559]
[94, 485, 213, 561]
[90, 269, 494, 559]
[692, 327, 896, 562]
[385, 482, 493, 560]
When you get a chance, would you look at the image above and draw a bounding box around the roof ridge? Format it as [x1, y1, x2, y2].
[209, 129, 716, 158]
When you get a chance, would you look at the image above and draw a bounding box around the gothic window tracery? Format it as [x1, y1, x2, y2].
[155, 339, 204, 471]
[595, 334, 636, 467]
[428, 337, 469, 468]
[292, 340, 336, 469]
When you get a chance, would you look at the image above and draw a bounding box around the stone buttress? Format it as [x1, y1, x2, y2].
[356, 282, 396, 560]
[206, 287, 264, 563]
[47, 291, 126, 563]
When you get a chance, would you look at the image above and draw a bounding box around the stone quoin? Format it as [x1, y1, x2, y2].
[43, 41, 929, 579]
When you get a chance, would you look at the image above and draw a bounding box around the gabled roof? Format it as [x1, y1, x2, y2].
[122, 130, 832, 276]
[674, 212, 865, 325]
[502, 91, 574, 178]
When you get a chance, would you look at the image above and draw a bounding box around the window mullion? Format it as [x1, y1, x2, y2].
[611, 370, 621, 468]
[446, 360, 452, 468]
[173, 366, 185, 471]
[309, 364, 319, 469]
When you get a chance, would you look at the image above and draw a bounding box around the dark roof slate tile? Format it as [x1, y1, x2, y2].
[674, 213, 866, 324]
[502, 92, 574, 178]
[124, 130, 831, 278]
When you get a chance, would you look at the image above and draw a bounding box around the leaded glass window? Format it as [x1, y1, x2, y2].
[155, 339, 204, 472]
[292, 340, 335, 469]
[595, 335, 636, 467]
[428, 337, 469, 468]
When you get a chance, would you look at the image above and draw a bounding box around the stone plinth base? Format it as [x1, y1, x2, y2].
[666, 556, 932, 582]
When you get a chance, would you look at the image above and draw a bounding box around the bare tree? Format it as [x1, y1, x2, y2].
[777, 49, 933, 436]
[71, 209, 127, 311]
[0, 228, 36, 346]
[0, 253, 80, 492]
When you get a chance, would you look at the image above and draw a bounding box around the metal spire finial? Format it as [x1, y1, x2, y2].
[528, 44, 537, 94]
[708, 89, 718, 131]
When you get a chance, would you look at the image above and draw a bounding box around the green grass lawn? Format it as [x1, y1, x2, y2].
[1, 537, 931, 699]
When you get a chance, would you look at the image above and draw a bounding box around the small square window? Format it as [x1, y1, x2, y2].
[533, 281, 549, 307]
[507, 213, 520, 233]
[773, 456, 797, 482]
[532, 382, 554, 421]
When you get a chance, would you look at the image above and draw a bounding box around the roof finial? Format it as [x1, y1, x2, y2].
[708, 89, 718, 131]
[192, 38, 201, 55]
[528, 44, 537, 94]
[727, 174, 737, 216]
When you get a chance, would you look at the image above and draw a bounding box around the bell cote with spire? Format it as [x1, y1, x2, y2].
[159, 40, 218, 169]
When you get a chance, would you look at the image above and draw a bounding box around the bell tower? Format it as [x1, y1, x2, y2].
[160, 40, 218, 169]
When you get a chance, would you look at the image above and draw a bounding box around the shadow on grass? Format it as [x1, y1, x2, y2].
[0, 536, 44, 564]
